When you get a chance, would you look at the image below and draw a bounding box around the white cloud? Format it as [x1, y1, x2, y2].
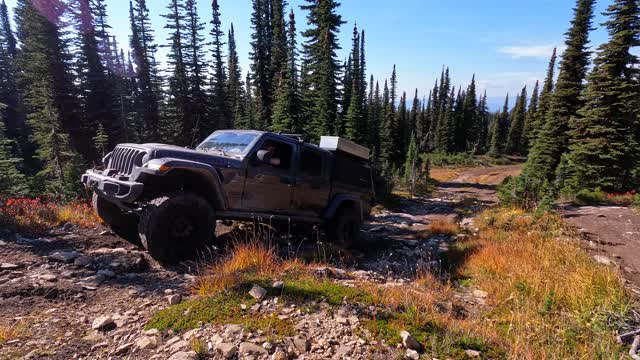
[498, 44, 564, 59]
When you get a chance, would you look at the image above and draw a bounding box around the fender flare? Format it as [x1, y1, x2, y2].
[149, 158, 229, 210]
[323, 194, 365, 220]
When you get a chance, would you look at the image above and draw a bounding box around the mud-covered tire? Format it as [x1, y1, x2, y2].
[138, 192, 215, 264]
[92, 193, 142, 247]
[326, 207, 362, 248]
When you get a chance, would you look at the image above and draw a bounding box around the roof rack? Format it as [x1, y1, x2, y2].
[319, 136, 370, 160]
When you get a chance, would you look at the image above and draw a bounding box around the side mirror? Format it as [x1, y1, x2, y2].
[256, 150, 273, 164]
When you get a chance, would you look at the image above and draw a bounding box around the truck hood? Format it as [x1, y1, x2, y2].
[135, 143, 244, 168]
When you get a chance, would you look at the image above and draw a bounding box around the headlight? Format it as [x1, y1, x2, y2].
[144, 160, 171, 172]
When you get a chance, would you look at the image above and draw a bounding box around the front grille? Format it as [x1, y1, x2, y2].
[109, 146, 146, 176]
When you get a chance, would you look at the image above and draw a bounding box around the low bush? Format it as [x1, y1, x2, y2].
[0, 197, 100, 235]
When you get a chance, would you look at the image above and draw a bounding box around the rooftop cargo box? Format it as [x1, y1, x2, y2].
[319, 136, 370, 160]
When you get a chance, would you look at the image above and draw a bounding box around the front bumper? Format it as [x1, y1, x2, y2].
[81, 170, 144, 203]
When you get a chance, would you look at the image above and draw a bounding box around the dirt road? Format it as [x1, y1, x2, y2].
[562, 205, 640, 291]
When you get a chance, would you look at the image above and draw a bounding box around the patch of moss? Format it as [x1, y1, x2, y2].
[278, 275, 373, 306]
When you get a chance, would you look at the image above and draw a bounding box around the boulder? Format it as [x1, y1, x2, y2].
[216, 343, 238, 359]
[239, 342, 269, 356]
[91, 316, 116, 331]
[136, 335, 159, 349]
[167, 294, 182, 305]
[400, 330, 422, 352]
[249, 285, 268, 300]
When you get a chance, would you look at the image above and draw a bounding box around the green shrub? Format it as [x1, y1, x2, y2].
[574, 188, 607, 205]
[497, 175, 550, 209]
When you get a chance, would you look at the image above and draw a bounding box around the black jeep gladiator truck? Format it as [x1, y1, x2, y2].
[82, 130, 374, 263]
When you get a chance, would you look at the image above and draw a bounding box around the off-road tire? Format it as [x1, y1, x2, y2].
[326, 206, 362, 248]
[138, 192, 215, 264]
[92, 193, 142, 247]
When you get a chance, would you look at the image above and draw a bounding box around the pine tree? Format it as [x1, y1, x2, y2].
[474, 91, 490, 154]
[345, 25, 366, 144]
[489, 94, 510, 156]
[237, 72, 257, 129]
[0, 0, 26, 153]
[408, 89, 420, 147]
[129, 0, 160, 141]
[271, 8, 302, 134]
[250, 0, 274, 129]
[521, 81, 539, 154]
[15, 0, 88, 168]
[0, 112, 27, 195]
[506, 86, 527, 154]
[270, 0, 288, 102]
[452, 88, 466, 152]
[210, 0, 231, 132]
[462, 75, 478, 151]
[74, 0, 121, 155]
[300, 0, 345, 141]
[161, 0, 190, 144]
[436, 86, 455, 153]
[184, 0, 209, 142]
[524, 0, 595, 182]
[394, 91, 408, 162]
[566, 0, 640, 192]
[367, 78, 381, 161]
[227, 24, 244, 127]
[93, 123, 109, 157]
[531, 47, 557, 143]
[404, 134, 418, 194]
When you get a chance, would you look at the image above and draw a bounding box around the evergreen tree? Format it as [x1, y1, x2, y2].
[462, 74, 478, 151]
[530, 47, 557, 143]
[436, 86, 455, 153]
[345, 25, 366, 144]
[161, 0, 190, 144]
[0, 0, 26, 153]
[15, 0, 87, 166]
[250, 0, 274, 129]
[474, 91, 490, 154]
[489, 94, 510, 156]
[237, 72, 257, 129]
[270, 0, 288, 102]
[524, 0, 595, 182]
[74, 0, 121, 154]
[408, 89, 420, 147]
[394, 91, 407, 162]
[566, 0, 640, 192]
[184, 0, 209, 142]
[210, 0, 231, 132]
[129, 0, 160, 141]
[367, 78, 381, 161]
[227, 24, 244, 127]
[404, 133, 418, 194]
[506, 86, 527, 154]
[300, 0, 345, 140]
[0, 114, 26, 195]
[93, 123, 109, 157]
[271, 8, 302, 134]
[521, 80, 539, 154]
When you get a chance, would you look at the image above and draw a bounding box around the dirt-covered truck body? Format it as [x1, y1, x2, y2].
[81, 130, 373, 263]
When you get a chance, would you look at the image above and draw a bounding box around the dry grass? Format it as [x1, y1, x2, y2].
[427, 221, 461, 236]
[459, 208, 630, 359]
[0, 323, 24, 344]
[430, 168, 466, 182]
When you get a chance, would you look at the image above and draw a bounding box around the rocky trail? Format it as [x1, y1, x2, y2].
[2, 163, 636, 360]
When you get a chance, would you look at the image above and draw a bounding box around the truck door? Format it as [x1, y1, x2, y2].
[293, 147, 331, 217]
[242, 137, 296, 213]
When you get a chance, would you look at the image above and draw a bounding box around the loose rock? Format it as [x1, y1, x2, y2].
[249, 285, 268, 300]
[405, 349, 420, 360]
[167, 294, 182, 305]
[49, 251, 80, 263]
[91, 316, 116, 331]
[239, 342, 269, 356]
[216, 343, 238, 359]
[400, 330, 422, 352]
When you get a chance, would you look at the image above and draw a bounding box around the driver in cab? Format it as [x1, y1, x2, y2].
[259, 141, 281, 167]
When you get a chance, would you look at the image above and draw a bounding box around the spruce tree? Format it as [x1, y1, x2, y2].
[566, 0, 640, 192]
[0, 112, 27, 195]
[474, 91, 490, 154]
[184, 0, 209, 141]
[271, 9, 301, 134]
[345, 25, 366, 144]
[530, 47, 557, 143]
[367, 79, 381, 162]
[524, 0, 595, 182]
[227, 24, 244, 127]
[522, 80, 539, 154]
[250, 0, 274, 129]
[409, 89, 420, 147]
[161, 0, 190, 144]
[489, 94, 510, 156]
[404, 134, 418, 194]
[15, 0, 87, 168]
[74, 0, 120, 154]
[300, 0, 344, 140]
[129, 0, 160, 141]
[237, 72, 257, 130]
[506, 86, 527, 154]
[270, 0, 288, 102]
[210, 0, 231, 132]
[462, 75, 478, 151]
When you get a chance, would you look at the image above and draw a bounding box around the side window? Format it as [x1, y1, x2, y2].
[300, 148, 323, 177]
[256, 139, 293, 170]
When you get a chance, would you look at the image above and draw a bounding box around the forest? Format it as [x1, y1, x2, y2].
[0, 0, 639, 206]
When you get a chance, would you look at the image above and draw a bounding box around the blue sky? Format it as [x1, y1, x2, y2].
[5, 0, 614, 109]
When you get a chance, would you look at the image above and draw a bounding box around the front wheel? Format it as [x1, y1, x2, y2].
[92, 193, 142, 247]
[138, 192, 216, 264]
[326, 207, 362, 248]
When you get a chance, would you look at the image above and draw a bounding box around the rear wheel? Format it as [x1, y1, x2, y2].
[92, 193, 141, 247]
[138, 192, 216, 264]
[326, 206, 362, 248]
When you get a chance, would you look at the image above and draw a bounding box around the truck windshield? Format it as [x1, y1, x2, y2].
[197, 132, 259, 155]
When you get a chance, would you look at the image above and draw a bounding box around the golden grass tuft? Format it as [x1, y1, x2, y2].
[427, 221, 461, 236]
[0, 323, 24, 344]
